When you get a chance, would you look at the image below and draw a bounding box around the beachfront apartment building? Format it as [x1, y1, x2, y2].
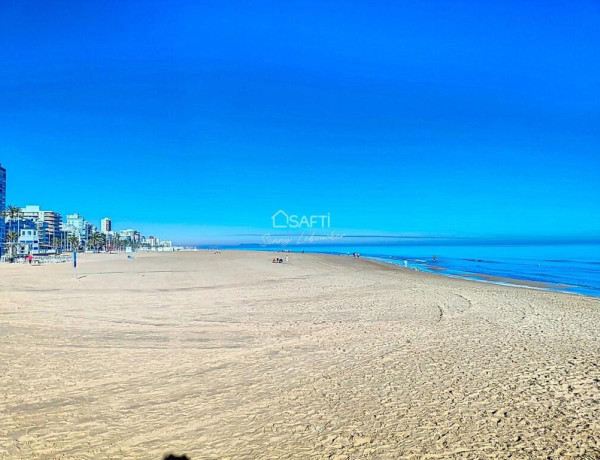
[0, 163, 5, 212]
[6, 218, 39, 235]
[0, 163, 6, 256]
[21, 205, 62, 251]
[148, 236, 166, 247]
[17, 228, 40, 255]
[100, 217, 111, 233]
[4, 218, 39, 257]
[64, 213, 95, 246]
[136, 235, 178, 251]
[119, 229, 140, 244]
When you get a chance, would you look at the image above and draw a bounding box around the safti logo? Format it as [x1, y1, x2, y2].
[271, 210, 331, 229]
[263, 210, 344, 247]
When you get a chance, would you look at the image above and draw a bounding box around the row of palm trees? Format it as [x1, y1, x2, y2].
[84, 233, 138, 253]
[3, 228, 137, 256]
[62, 232, 137, 253]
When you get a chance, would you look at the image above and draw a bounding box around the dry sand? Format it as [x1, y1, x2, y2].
[1, 250, 599, 459]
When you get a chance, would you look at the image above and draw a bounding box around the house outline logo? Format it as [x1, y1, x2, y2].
[271, 210, 290, 228]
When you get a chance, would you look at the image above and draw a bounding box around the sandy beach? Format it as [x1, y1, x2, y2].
[1, 250, 599, 459]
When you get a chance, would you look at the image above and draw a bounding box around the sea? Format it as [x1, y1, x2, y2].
[202, 242, 600, 298]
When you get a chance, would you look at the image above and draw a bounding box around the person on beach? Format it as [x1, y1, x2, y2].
[28, 253, 33, 264]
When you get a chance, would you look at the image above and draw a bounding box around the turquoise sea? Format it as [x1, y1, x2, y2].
[207, 242, 600, 298]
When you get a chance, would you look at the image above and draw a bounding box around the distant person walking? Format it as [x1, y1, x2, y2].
[28, 253, 33, 264]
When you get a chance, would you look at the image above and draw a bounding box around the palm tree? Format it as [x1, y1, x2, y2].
[96, 233, 106, 252]
[1, 205, 24, 238]
[86, 232, 106, 253]
[87, 234, 94, 252]
[111, 235, 120, 252]
[86, 233, 97, 252]
[0, 205, 24, 221]
[52, 238, 62, 254]
[113, 235, 124, 252]
[5, 231, 19, 261]
[68, 234, 80, 252]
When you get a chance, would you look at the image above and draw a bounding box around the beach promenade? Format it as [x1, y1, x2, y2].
[1, 251, 599, 459]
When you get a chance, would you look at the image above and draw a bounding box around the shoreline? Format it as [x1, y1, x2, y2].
[362, 255, 597, 299]
[250, 247, 599, 299]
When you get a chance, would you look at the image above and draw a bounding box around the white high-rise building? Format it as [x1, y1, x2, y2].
[0, 163, 6, 256]
[100, 217, 112, 234]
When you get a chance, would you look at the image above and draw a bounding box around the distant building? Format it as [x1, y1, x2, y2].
[0, 163, 5, 256]
[64, 213, 94, 246]
[136, 234, 177, 252]
[18, 228, 40, 255]
[100, 217, 112, 233]
[119, 229, 140, 244]
[21, 205, 62, 251]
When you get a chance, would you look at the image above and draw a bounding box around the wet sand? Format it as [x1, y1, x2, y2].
[424, 264, 565, 289]
[1, 251, 599, 459]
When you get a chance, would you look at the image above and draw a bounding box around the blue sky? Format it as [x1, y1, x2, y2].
[1, 1, 599, 244]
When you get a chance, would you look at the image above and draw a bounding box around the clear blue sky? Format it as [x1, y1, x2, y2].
[1, 1, 599, 244]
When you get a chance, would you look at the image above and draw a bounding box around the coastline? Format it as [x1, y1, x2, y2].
[1, 250, 600, 458]
[365, 256, 576, 293]
[253, 246, 600, 299]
